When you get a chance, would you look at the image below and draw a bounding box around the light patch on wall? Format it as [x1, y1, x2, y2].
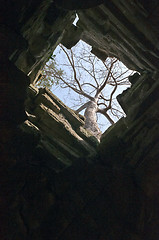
[73, 13, 79, 26]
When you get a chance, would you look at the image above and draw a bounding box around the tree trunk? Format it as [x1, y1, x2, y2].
[84, 100, 102, 140]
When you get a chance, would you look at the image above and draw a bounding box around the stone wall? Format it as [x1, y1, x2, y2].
[63, 1, 159, 72]
[25, 84, 98, 164]
[0, 0, 159, 239]
[98, 72, 159, 239]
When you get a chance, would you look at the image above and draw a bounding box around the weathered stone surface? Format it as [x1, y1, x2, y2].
[77, 126, 99, 148]
[117, 72, 159, 121]
[43, 88, 85, 129]
[75, 2, 159, 72]
[99, 117, 127, 165]
[61, 24, 83, 49]
[33, 103, 94, 156]
[54, 0, 104, 10]
[99, 72, 159, 239]
[35, 93, 60, 114]
[27, 83, 39, 98]
[24, 85, 98, 164]
[15, 2, 75, 82]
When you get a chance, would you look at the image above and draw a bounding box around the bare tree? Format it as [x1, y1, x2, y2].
[36, 42, 132, 139]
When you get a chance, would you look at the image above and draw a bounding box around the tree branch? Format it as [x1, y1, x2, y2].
[75, 101, 90, 113]
[107, 72, 118, 110]
[95, 59, 117, 98]
[97, 108, 115, 125]
[81, 82, 98, 90]
[53, 69, 94, 101]
[60, 45, 83, 92]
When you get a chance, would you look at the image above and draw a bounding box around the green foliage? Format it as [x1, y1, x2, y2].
[35, 55, 63, 90]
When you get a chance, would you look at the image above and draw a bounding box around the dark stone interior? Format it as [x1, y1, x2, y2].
[1, 1, 159, 239]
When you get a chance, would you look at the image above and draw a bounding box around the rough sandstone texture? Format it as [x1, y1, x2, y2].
[0, 0, 159, 239]
[25, 85, 98, 162]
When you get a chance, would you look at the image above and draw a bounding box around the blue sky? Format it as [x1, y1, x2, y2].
[49, 40, 133, 132]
